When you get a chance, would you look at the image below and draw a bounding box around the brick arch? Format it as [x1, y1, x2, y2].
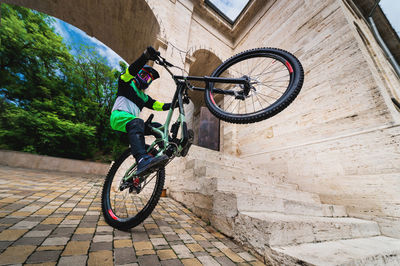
[2, 0, 162, 62]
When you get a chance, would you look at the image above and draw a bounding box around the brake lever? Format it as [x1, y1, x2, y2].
[157, 55, 174, 67]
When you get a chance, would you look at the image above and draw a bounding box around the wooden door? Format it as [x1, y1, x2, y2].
[197, 107, 220, 151]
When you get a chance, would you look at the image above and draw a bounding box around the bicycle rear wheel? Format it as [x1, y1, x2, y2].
[204, 48, 304, 124]
[101, 148, 165, 230]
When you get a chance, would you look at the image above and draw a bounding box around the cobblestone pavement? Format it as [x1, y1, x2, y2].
[0, 166, 264, 265]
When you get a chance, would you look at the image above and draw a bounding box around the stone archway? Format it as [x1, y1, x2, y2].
[187, 49, 223, 151]
[2, 0, 162, 62]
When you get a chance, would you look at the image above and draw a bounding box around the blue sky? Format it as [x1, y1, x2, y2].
[208, 0, 249, 22]
[380, 0, 400, 36]
[51, 19, 126, 69]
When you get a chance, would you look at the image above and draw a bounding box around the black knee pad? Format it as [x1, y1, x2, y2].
[126, 118, 145, 134]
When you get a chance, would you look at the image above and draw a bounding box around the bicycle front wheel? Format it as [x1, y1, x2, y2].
[101, 148, 165, 230]
[204, 48, 304, 124]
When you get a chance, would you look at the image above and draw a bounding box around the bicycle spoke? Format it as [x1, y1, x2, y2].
[258, 92, 279, 100]
[257, 83, 285, 93]
[254, 93, 266, 109]
[251, 94, 256, 113]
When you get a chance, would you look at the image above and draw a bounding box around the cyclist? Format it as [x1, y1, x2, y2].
[110, 46, 169, 176]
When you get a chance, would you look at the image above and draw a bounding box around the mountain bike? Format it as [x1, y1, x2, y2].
[101, 47, 304, 230]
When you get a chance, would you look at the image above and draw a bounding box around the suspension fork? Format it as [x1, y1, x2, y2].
[173, 82, 189, 148]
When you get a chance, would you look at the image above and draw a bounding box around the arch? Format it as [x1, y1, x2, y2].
[186, 49, 223, 150]
[2, 0, 162, 62]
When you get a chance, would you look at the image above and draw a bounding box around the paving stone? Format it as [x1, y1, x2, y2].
[88, 250, 113, 266]
[136, 249, 156, 256]
[157, 249, 177, 260]
[90, 241, 113, 251]
[137, 254, 161, 265]
[172, 244, 194, 259]
[133, 241, 153, 251]
[36, 245, 64, 251]
[181, 258, 203, 266]
[186, 243, 205, 253]
[75, 227, 95, 234]
[71, 233, 94, 241]
[42, 237, 70, 246]
[215, 256, 236, 266]
[96, 225, 113, 233]
[51, 227, 75, 237]
[165, 234, 180, 241]
[93, 234, 113, 242]
[0, 245, 36, 264]
[26, 250, 62, 264]
[114, 239, 133, 248]
[58, 255, 88, 266]
[114, 229, 132, 239]
[0, 229, 28, 241]
[151, 237, 168, 246]
[79, 222, 98, 228]
[33, 224, 57, 231]
[41, 217, 64, 224]
[0, 241, 12, 252]
[161, 259, 183, 266]
[62, 240, 90, 255]
[221, 248, 245, 263]
[13, 236, 45, 245]
[197, 255, 220, 266]
[25, 230, 52, 238]
[114, 247, 137, 265]
[0, 217, 23, 224]
[132, 232, 149, 242]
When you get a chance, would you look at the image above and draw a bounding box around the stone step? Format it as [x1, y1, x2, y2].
[213, 192, 347, 217]
[185, 145, 276, 171]
[189, 164, 298, 191]
[234, 211, 380, 247]
[271, 236, 400, 266]
[170, 169, 320, 204]
[184, 159, 292, 188]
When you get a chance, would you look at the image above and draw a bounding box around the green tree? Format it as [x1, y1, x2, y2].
[70, 46, 127, 160]
[0, 3, 126, 161]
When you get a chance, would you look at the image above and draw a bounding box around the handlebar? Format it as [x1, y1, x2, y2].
[155, 55, 174, 68]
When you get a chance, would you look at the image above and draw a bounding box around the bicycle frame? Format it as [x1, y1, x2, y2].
[122, 57, 250, 182]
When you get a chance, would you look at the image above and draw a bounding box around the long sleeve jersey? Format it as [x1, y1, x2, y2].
[111, 53, 169, 117]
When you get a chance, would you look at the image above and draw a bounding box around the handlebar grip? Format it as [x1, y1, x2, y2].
[145, 114, 154, 125]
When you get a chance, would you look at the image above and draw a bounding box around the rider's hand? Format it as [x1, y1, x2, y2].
[144, 46, 160, 61]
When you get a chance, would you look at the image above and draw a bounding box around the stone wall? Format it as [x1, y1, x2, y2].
[0, 150, 109, 175]
[233, 0, 400, 237]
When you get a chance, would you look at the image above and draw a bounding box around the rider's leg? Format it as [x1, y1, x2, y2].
[144, 122, 165, 149]
[126, 119, 168, 175]
[126, 118, 147, 162]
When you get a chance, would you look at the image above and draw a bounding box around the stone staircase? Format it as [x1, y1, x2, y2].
[165, 146, 400, 265]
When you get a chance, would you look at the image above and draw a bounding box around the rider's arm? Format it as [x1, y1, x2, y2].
[145, 96, 172, 111]
[120, 47, 156, 82]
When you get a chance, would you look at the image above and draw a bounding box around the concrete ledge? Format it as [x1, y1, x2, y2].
[0, 150, 109, 175]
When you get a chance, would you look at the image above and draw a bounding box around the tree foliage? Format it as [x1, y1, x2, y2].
[0, 3, 127, 161]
